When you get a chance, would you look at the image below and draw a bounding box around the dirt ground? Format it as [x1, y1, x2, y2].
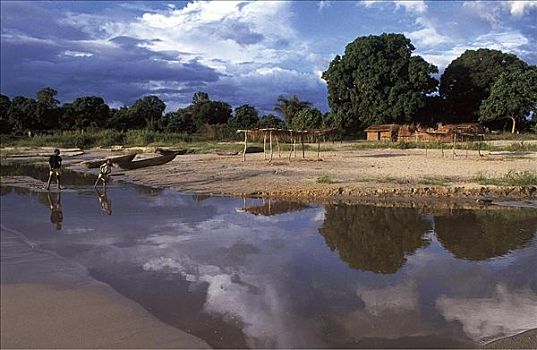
[59, 143, 537, 200]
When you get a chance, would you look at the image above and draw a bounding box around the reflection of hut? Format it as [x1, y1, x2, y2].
[364, 124, 399, 141]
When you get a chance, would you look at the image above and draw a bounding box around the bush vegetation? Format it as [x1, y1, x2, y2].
[475, 170, 537, 186]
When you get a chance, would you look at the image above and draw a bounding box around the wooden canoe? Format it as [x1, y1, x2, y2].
[116, 154, 177, 170]
[83, 153, 137, 168]
[155, 148, 192, 156]
[215, 151, 239, 156]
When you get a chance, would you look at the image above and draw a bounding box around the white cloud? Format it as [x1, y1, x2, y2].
[62, 50, 93, 58]
[507, 0, 537, 17]
[415, 30, 531, 71]
[394, 0, 427, 14]
[318, 1, 331, 11]
[359, 0, 381, 8]
[462, 1, 503, 27]
[436, 284, 537, 343]
[406, 17, 452, 48]
[357, 281, 418, 316]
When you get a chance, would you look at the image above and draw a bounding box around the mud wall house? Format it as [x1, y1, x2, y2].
[364, 124, 399, 141]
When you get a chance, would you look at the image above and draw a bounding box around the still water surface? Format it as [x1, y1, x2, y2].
[1, 168, 536, 348]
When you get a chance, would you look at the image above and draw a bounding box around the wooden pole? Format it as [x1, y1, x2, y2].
[277, 136, 281, 158]
[243, 132, 248, 161]
[452, 133, 456, 159]
[269, 131, 273, 162]
[288, 133, 293, 161]
[317, 137, 320, 161]
[301, 136, 305, 158]
[425, 142, 428, 158]
[293, 137, 297, 158]
[466, 142, 469, 158]
[441, 142, 444, 157]
[263, 133, 267, 160]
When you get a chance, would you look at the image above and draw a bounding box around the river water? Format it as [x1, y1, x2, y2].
[1, 166, 536, 348]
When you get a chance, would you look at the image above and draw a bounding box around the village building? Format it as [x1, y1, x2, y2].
[364, 124, 399, 141]
[365, 123, 485, 143]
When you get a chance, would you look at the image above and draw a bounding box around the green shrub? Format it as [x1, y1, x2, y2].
[316, 175, 336, 184]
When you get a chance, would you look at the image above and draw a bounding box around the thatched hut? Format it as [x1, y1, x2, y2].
[364, 124, 399, 141]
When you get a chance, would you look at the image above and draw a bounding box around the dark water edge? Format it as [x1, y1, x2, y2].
[1, 164, 537, 348]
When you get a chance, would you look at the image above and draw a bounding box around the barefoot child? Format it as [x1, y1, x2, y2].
[46, 149, 62, 191]
[95, 159, 113, 189]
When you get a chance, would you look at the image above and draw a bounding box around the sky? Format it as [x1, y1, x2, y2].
[1, 1, 536, 114]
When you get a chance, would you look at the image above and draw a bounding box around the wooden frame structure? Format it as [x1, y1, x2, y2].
[236, 128, 336, 162]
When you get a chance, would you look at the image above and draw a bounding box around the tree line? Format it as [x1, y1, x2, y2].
[1, 33, 536, 136]
[0, 88, 329, 136]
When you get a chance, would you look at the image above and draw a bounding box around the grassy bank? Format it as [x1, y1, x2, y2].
[2, 130, 536, 153]
[0, 130, 336, 154]
[349, 140, 537, 152]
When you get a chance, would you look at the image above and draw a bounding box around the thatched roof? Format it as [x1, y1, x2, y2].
[364, 124, 399, 132]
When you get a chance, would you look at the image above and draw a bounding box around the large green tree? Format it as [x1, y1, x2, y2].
[228, 104, 259, 130]
[440, 49, 528, 122]
[189, 99, 232, 126]
[322, 33, 438, 132]
[36, 87, 59, 109]
[164, 109, 197, 134]
[62, 96, 110, 130]
[0, 94, 11, 133]
[7, 96, 39, 132]
[273, 95, 311, 127]
[257, 114, 285, 129]
[129, 95, 166, 130]
[107, 106, 130, 131]
[290, 107, 323, 130]
[479, 68, 537, 133]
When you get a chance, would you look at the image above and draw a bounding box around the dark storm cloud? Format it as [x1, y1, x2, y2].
[0, 2, 91, 41]
[0, 33, 222, 106]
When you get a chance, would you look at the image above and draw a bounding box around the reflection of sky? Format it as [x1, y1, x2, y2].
[1, 186, 536, 348]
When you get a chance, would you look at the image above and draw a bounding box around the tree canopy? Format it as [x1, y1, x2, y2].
[440, 49, 528, 122]
[273, 95, 312, 127]
[62, 96, 110, 130]
[479, 67, 537, 133]
[291, 107, 323, 130]
[257, 114, 285, 129]
[322, 33, 438, 132]
[228, 104, 259, 130]
[129, 95, 166, 130]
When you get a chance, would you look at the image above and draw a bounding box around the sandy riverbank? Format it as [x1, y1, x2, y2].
[61, 145, 537, 201]
[0, 225, 210, 349]
[1, 283, 210, 349]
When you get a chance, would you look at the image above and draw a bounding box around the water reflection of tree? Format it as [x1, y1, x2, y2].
[435, 209, 537, 261]
[319, 205, 431, 274]
[0, 186, 13, 196]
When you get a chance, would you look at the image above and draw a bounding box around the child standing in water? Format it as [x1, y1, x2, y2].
[46, 149, 62, 191]
[95, 159, 113, 189]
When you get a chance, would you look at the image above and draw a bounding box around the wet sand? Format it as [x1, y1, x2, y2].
[483, 328, 537, 349]
[0, 225, 210, 349]
[1, 283, 210, 349]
